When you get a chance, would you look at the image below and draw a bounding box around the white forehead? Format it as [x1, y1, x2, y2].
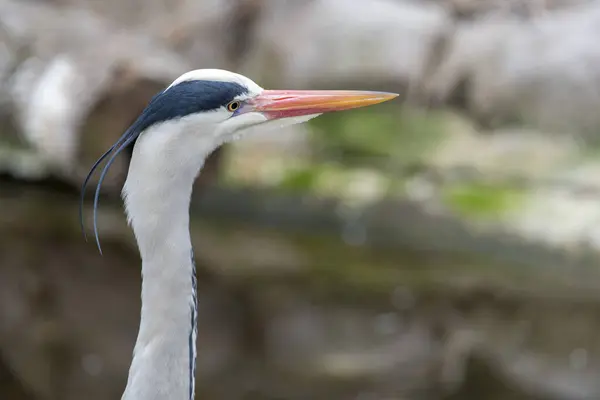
[166, 69, 264, 94]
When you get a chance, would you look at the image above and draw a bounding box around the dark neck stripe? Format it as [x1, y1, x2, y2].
[189, 249, 198, 400]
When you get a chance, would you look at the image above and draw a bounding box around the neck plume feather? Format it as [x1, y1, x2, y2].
[120, 121, 212, 400]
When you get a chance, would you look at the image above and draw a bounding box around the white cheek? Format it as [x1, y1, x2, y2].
[217, 112, 322, 143]
[215, 111, 269, 142]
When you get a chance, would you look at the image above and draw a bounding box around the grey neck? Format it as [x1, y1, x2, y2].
[120, 141, 204, 400]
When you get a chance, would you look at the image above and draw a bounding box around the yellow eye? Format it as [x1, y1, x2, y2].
[227, 101, 241, 112]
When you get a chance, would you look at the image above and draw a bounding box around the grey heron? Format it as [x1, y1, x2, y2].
[80, 69, 397, 400]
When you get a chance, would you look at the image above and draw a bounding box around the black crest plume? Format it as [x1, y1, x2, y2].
[79, 79, 249, 254]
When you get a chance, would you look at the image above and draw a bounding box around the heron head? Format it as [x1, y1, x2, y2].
[88, 69, 398, 175]
[81, 69, 397, 252]
[146, 69, 398, 149]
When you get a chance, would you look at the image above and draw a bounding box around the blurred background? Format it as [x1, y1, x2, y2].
[2, 0, 600, 399]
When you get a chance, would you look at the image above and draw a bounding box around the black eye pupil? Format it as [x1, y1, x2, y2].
[229, 101, 239, 111]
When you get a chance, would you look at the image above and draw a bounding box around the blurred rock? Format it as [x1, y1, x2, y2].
[241, 0, 450, 93]
[55, 0, 260, 69]
[511, 162, 600, 250]
[439, 0, 597, 19]
[424, 1, 600, 138]
[240, 0, 600, 140]
[0, 0, 189, 180]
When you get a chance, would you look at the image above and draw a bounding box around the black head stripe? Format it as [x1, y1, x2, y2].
[80, 79, 249, 253]
[122, 80, 249, 150]
[139, 80, 249, 129]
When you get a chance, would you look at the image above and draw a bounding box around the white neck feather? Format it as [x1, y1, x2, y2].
[120, 117, 217, 400]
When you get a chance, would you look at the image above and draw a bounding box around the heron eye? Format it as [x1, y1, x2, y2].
[227, 101, 241, 112]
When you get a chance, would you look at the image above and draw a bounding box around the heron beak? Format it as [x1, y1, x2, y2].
[250, 89, 399, 119]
